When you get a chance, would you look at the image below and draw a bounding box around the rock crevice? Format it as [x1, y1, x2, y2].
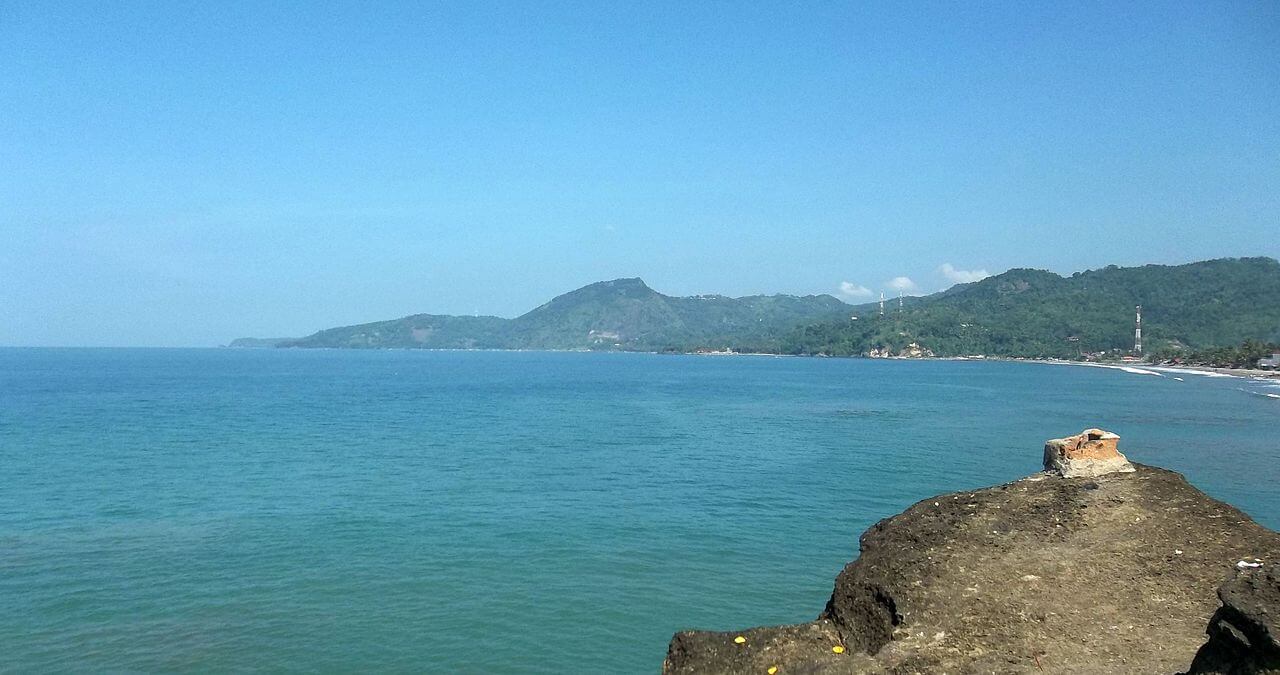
[1187, 566, 1280, 674]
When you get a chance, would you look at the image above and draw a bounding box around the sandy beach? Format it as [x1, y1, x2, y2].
[1148, 363, 1280, 380]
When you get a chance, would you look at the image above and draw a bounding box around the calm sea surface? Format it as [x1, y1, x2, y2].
[1, 349, 1277, 673]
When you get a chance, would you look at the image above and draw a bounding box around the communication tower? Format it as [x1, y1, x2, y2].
[1134, 305, 1143, 354]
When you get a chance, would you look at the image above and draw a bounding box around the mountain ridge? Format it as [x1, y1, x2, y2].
[234, 278, 852, 351]
[784, 256, 1280, 358]
[230, 257, 1280, 357]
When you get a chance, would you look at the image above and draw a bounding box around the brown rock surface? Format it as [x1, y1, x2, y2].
[1043, 428, 1135, 478]
[664, 465, 1280, 674]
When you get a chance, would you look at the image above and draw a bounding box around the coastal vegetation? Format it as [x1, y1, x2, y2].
[1147, 338, 1280, 369]
[782, 257, 1280, 359]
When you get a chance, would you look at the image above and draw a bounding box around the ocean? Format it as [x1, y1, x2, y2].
[1, 348, 1276, 673]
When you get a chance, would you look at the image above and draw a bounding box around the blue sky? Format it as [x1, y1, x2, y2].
[2, 1, 1278, 346]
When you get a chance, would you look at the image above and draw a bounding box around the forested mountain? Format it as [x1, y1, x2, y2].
[782, 257, 1280, 358]
[505, 278, 851, 351]
[231, 258, 1280, 358]
[272, 314, 510, 350]
[239, 278, 852, 351]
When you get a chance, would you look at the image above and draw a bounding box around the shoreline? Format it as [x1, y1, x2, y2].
[1145, 363, 1280, 380]
[182, 346, 1280, 380]
[1023, 357, 1280, 381]
[840, 353, 1280, 381]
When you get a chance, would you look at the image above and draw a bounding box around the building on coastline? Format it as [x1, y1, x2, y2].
[1259, 353, 1280, 370]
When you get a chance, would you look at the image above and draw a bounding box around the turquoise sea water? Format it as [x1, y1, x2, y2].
[1, 349, 1277, 673]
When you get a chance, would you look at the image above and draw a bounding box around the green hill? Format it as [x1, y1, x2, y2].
[255, 278, 852, 352]
[225, 336, 295, 348]
[278, 314, 509, 349]
[506, 278, 851, 351]
[783, 257, 1280, 358]
[234, 257, 1280, 357]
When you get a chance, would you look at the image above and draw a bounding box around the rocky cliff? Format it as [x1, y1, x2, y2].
[664, 431, 1279, 674]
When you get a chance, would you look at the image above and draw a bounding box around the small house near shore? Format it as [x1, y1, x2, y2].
[1259, 353, 1280, 370]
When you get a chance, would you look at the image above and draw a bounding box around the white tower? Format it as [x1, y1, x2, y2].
[1134, 305, 1143, 354]
[879, 291, 885, 317]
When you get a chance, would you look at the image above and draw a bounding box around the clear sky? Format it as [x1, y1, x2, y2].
[2, 1, 1278, 346]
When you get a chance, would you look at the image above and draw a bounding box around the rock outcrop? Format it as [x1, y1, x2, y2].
[664, 435, 1280, 674]
[1043, 427, 1135, 478]
[1186, 565, 1280, 674]
[898, 342, 934, 358]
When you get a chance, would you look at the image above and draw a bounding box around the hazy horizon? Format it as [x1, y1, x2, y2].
[4, 3, 1278, 347]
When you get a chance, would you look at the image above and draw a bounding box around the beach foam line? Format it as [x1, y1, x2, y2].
[1074, 362, 1165, 377]
[1147, 366, 1238, 379]
[1117, 366, 1163, 376]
